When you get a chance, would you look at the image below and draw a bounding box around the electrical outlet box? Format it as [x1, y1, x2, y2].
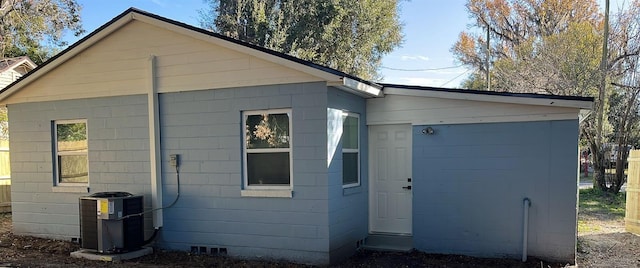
[169, 154, 180, 167]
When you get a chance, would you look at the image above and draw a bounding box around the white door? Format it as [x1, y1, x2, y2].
[369, 124, 412, 234]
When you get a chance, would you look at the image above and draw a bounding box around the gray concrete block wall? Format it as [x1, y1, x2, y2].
[326, 87, 368, 262]
[8, 95, 152, 240]
[411, 120, 578, 263]
[157, 82, 331, 264]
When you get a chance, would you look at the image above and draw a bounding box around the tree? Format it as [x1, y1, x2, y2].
[199, 0, 403, 80]
[451, 0, 640, 193]
[0, 0, 84, 64]
[0, 0, 83, 140]
[603, 0, 640, 192]
[452, 0, 602, 92]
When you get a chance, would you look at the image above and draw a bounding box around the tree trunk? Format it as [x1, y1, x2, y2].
[590, 140, 608, 191]
[613, 147, 627, 193]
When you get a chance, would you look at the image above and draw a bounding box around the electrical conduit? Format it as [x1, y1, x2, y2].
[522, 198, 531, 262]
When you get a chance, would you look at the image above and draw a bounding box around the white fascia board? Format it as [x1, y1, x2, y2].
[0, 14, 136, 104]
[384, 87, 593, 109]
[133, 13, 342, 82]
[328, 77, 383, 98]
[8, 58, 36, 71]
[18, 58, 37, 69]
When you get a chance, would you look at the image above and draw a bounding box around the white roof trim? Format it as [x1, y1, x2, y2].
[4, 57, 37, 71]
[18, 58, 36, 70]
[329, 77, 382, 98]
[0, 13, 135, 104]
[131, 13, 342, 82]
[383, 87, 593, 109]
[0, 10, 351, 104]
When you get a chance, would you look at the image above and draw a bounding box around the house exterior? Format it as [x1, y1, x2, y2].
[0, 8, 592, 265]
[0, 56, 35, 211]
[0, 56, 36, 90]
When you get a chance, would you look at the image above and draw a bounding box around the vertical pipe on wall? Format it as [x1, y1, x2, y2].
[522, 198, 531, 262]
[148, 55, 163, 228]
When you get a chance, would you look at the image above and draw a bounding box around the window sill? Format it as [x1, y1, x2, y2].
[343, 185, 362, 196]
[52, 186, 89, 193]
[241, 189, 293, 198]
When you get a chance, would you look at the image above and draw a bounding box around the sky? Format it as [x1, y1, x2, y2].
[64, 0, 621, 89]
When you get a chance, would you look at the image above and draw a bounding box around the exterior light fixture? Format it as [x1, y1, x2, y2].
[422, 127, 435, 135]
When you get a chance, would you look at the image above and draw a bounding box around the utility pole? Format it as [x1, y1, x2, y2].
[597, 0, 609, 147]
[486, 24, 491, 91]
[595, 0, 610, 190]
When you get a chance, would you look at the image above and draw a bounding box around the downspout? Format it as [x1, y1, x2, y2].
[522, 198, 531, 262]
[148, 55, 163, 228]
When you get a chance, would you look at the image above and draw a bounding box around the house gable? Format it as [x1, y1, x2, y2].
[0, 57, 36, 89]
[3, 20, 325, 104]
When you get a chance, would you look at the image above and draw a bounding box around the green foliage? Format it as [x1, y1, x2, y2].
[0, 0, 84, 63]
[199, 0, 403, 80]
[0, 0, 84, 139]
[491, 21, 603, 96]
[608, 89, 640, 148]
[453, 0, 603, 95]
[579, 188, 626, 217]
[454, 0, 640, 194]
[56, 123, 86, 142]
[460, 72, 490, 90]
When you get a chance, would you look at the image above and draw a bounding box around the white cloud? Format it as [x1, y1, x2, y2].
[400, 77, 446, 87]
[400, 55, 430, 61]
[421, 68, 466, 75]
[150, 0, 167, 7]
[382, 76, 445, 87]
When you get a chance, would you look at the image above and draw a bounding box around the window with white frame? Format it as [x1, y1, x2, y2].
[342, 113, 359, 187]
[54, 120, 89, 185]
[243, 109, 292, 188]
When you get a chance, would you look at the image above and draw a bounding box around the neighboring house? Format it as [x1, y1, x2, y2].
[0, 56, 35, 211]
[0, 56, 36, 89]
[0, 8, 592, 265]
[0, 56, 35, 140]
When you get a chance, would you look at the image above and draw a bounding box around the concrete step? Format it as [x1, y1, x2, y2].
[362, 234, 413, 252]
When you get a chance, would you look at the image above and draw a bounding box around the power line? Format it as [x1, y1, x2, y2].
[440, 69, 471, 87]
[381, 65, 465, 72]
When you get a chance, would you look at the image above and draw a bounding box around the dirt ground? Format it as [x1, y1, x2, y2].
[577, 203, 640, 267]
[0, 208, 636, 267]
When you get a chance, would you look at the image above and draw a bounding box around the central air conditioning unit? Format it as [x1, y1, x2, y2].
[79, 192, 144, 253]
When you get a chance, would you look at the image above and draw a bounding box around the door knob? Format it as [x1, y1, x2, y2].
[402, 186, 412, 190]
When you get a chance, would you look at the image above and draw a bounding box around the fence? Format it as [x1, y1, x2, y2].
[0, 140, 10, 213]
[626, 150, 640, 234]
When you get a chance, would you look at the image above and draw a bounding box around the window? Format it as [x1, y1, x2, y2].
[243, 109, 292, 189]
[342, 113, 359, 187]
[54, 120, 88, 185]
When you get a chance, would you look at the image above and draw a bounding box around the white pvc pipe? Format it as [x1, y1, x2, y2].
[148, 55, 163, 228]
[522, 198, 531, 262]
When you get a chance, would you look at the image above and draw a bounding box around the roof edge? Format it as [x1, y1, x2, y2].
[382, 84, 594, 110]
[0, 9, 137, 103]
[128, 8, 379, 86]
[1, 7, 378, 104]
